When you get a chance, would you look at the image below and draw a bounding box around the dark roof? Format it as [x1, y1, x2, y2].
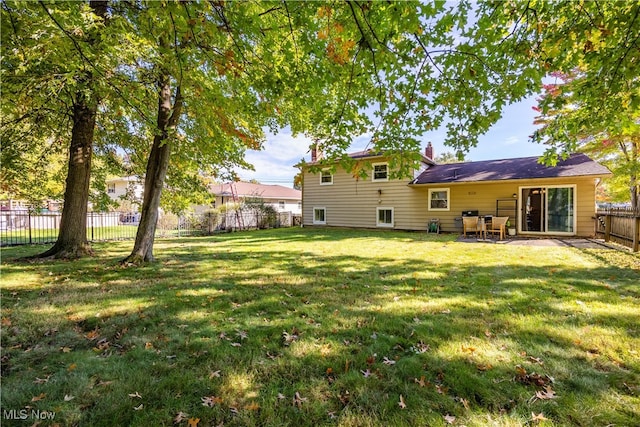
[410, 153, 611, 185]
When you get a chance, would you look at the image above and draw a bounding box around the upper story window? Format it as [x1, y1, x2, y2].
[320, 169, 333, 185]
[372, 163, 388, 181]
[428, 188, 450, 211]
[278, 200, 285, 210]
[107, 183, 116, 194]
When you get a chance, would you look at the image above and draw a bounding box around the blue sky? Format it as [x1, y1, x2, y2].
[237, 95, 545, 188]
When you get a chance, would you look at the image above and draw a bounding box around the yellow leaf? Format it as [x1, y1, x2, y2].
[68, 363, 77, 372]
[245, 401, 260, 411]
[187, 418, 200, 427]
[31, 393, 46, 402]
[145, 342, 154, 350]
[1, 317, 12, 326]
[532, 412, 548, 422]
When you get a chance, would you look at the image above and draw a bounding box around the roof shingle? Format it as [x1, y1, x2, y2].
[410, 153, 611, 184]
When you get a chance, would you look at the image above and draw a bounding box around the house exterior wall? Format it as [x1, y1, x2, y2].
[303, 163, 600, 237]
[302, 163, 429, 230]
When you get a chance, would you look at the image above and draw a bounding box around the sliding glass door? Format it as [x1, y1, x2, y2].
[520, 186, 575, 234]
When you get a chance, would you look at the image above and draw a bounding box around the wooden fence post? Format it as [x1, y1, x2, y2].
[633, 215, 639, 252]
[604, 214, 611, 242]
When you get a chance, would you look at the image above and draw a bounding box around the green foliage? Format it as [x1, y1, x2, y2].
[434, 151, 466, 164]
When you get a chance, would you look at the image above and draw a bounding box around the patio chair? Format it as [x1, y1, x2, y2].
[428, 218, 440, 234]
[462, 216, 479, 238]
[487, 216, 509, 240]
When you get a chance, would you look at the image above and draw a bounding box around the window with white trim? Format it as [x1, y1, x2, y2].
[376, 207, 394, 227]
[372, 163, 388, 181]
[428, 188, 450, 211]
[320, 170, 333, 185]
[278, 200, 285, 210]
[313, 207, 326, 224]
[107, 183, 116, 194]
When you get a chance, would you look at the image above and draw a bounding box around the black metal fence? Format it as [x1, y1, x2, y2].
[0, 210, 301, 247]
[595, 207, 640, 252]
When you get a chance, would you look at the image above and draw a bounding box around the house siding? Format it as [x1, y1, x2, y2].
[303, 163, 599, 237]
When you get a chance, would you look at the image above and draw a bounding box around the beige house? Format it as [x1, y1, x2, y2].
[300, 146, 612, 237]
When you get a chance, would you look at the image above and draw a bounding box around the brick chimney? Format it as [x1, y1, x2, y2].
[310, 143, 322, 162]
[425, 142, 433, 160]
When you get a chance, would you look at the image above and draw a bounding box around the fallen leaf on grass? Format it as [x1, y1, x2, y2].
[444, 414, 456, 424]
[435, 384, 449, 394]
[133, 404, 143, 411]
[382, 357, 396, 365]
[361, 369, 372, 378]
[64, 394, 75, 401]
[209, 370, 221, 379]
[173, 412, 189, 424]
[414, 376, 428, 387]
[85, 329, 100, 340]
[398, 394, 406, 409]
[532, 412, 548, 422]
[68, 363, 77, 372]
[293, 391, 307, 408]
[245, 401, 260, 411]
[534, 386, 557, 400]
[230, 342, 242, 347]
[456, 396, 470, 409]
[461, 345, 476, 353]
[476, 363, 493, 371]
[1, 317, 11, 327]
[145, 342, 154, 350]
[31, 393, 46, 402]
[529, 356, 544, 365]
[129, 391, 142, 399]
[201, 395, 222, 407]
[61, 346, 72, 353]
[33, 375, 51, 384]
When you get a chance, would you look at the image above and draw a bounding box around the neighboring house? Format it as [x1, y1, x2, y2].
[105, 176, 144, 211]
[207, 181, 302, 214]
[300, 145, 612, 237]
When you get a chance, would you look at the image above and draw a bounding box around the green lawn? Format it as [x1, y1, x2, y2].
[1, 228, 638, 426]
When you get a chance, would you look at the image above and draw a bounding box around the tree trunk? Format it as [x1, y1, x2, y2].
[32, 1, 107, 260]
[34, 97, 96, 259]
[122, 75, 182, 264]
